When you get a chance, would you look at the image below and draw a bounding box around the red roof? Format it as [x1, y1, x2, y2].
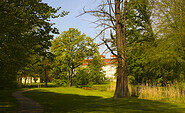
[100, 55, 105, 58]
[81, 58, 116, 66]
[81, 59, 90, 66]
[103, 59, 114, 65]
[111, 55, 116, 57]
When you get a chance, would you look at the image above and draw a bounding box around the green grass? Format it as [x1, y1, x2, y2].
[21, 82, 57, 88]
[0, 90, 19, 113]
[24, 87, 185, 113]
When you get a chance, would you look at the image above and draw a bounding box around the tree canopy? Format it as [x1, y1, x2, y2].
[0, 0, 68, 89]
[51, 28, 98, 86]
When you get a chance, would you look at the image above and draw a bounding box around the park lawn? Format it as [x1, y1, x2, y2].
[24, 87, 185, 113]
[0, 89, 19, 113]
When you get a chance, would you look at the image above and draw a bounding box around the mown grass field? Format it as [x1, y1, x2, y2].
[24, 87, 185, 113]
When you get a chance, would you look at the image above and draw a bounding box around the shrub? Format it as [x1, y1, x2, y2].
[73, 67, 90, 87]
[53, 79, 68, 86]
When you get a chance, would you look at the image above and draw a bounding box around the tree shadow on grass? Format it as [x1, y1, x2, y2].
[25, 90, 185, 113]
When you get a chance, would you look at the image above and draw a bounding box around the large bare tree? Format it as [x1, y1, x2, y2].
[114, 0, 129, 97]
[79, 0, 129, 97]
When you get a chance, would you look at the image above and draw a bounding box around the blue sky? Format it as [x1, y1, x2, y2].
[42, 0, 111, 58]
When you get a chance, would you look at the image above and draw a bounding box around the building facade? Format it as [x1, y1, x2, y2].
[82, 55, 117, 80]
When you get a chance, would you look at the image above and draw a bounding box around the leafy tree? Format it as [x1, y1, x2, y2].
[17, 52, 53, 87]
[0, 0, 68, 89]
[73, 67, 90, 87]
[126, 0, 155, 85]
[49, 57, 69, 86]
[88, 55, 106, 84]
[51, 28, 98, 87]
[73, 54, 105, 87]
[143, 0, 185, 86]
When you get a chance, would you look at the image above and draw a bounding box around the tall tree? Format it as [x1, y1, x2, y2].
[88, 54, 106, 84]
[0, 0, 68, 89]
[126, 0, 155, 85]
[51, 28, 98, 87]
[80, 0, 130, 97]
[114, 0, 129, 98]
[144, 0, 185, 85]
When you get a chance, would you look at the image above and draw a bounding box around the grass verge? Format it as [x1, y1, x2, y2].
[24, 87, 185, 113]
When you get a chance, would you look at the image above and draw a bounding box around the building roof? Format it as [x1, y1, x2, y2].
[100, 55, 105, 58]
[81, 55, 116, 66]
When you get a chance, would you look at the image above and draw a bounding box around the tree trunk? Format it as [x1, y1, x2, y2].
[30, 77, 32, 84]
[24, 77, 27, 84]
[114, 0, 129, 98]
[161, 68, 166, 87]
[45, 66, 48, 87]
[69, 68, 73, 87]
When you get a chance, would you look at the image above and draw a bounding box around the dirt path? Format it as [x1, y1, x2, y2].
[12, 89, 43, 113]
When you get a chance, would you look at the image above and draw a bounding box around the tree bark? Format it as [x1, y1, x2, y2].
[30, 77, 32, 84]
[114, 0, 129, 98]
[69, 68, 73, 87]
[45, 66, 48, 87]
[24, 77, 27, 84]
[161, 68, 166, 87]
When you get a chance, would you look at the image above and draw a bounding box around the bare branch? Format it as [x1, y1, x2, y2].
[102, 39, 118, 58]
[93, 26, 112, 40]
[107, 0, 115, 26]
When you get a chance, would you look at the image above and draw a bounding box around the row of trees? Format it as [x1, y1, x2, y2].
[0, 0, 106, 89]
[126, 0, 185, 86]
[15, 28, 106, 88]
[1, 0, 184, 99]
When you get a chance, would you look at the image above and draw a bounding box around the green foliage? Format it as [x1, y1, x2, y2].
[142, 0, 185, 84]
[126, 0, 154, 44]
[73, 55, 106, 87]
[73, 67, 91, 87]
[0, 0, 68, 89]
[88, 55, 106, 84]
[126, 0, 185, 85]
[126, 0, 154, 84]
[50, 28, 98, 86]
[52, 79, 68, 86]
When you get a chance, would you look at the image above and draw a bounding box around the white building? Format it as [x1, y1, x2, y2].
[21, 77, 40, 84]
[82, 55, 117, 80]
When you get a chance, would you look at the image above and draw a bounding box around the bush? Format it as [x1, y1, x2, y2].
[73, 65, 106, 87]
[53, 79, 68, 86]
[73, 67, 91, 87]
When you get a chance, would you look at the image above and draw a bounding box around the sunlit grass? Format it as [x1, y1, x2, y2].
[24, 87, 185, 113]
[35, 87, 114, 98]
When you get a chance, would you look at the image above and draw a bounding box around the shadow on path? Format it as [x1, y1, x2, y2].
[12, 89, 43, 113]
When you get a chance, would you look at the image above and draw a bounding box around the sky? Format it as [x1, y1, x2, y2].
[42, 0, 112, 58]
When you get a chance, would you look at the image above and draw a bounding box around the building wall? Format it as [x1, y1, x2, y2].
[102, 64, 116, 79]
[22, 77, 40, 84]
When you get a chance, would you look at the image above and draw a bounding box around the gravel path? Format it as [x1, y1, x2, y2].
[12, 89, 43, 113]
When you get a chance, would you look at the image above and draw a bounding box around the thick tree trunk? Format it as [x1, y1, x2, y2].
[114, 0, 129, 98]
